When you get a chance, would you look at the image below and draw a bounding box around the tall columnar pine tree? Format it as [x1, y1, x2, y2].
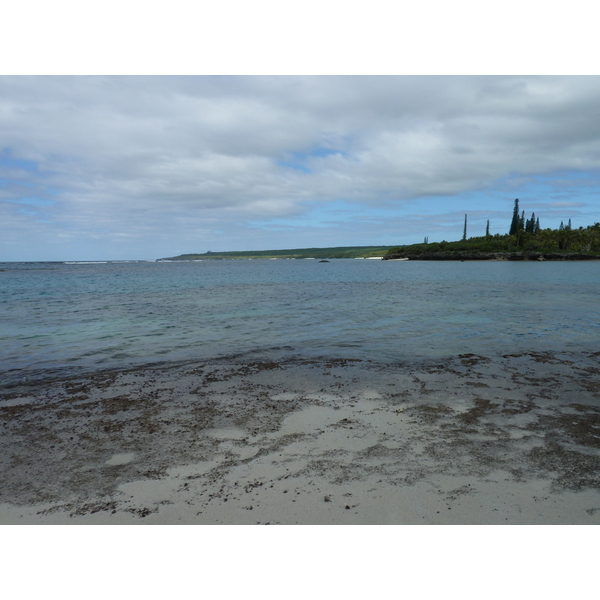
[509, 199, 520, 235]
[535, 217, 540, 233]
[463, 214, 468, 240]
[519, 210, 525, 231]
[486, 219, 490, 237]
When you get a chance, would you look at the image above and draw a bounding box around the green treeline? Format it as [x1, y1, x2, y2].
[385, 199, 600, 258]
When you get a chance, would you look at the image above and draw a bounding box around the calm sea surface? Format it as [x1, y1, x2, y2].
[1, 259, 599, 384]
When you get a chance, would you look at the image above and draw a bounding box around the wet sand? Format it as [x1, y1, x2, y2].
[1, 351, 599, 524]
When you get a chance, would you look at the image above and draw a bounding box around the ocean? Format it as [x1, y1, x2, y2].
[1, 259, 599, 385]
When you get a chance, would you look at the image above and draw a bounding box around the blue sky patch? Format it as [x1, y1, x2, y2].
[274, 160, 311, 174]
[0, 152, 40, 173]
[275, 146, 347, 174]
[10, 196, 57, 207]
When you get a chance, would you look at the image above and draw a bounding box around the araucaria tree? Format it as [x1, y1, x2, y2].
[463, 214, 468, 240]
[509, 199, 520, 235]
[486, 219, 490, 237]
[525, 212, 537, 233]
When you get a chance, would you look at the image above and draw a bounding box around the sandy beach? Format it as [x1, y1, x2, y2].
[1, 351, 599, 524]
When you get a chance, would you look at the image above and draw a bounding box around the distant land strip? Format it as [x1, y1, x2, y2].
[160, 220, 600, 262]
[159, 246, 396, 260]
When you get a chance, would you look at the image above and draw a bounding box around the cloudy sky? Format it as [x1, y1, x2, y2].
[2, 75, 600, 261]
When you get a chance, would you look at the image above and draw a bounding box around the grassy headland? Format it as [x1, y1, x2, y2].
[159, 246, 395, 261]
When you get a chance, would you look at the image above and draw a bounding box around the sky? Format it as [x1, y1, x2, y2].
[2, 74, 600, 261]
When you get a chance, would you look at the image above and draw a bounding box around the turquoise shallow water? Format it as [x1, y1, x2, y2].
[1, 259, 599, 384]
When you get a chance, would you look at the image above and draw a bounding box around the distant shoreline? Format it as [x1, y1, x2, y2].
[159, 247, 600, 262]
[158, 246, 396, 261]
[383, 251, 600, 261]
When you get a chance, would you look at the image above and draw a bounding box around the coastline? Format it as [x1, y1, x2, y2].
[383, 251, 600, 261]
[2, 352, 599, 525]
